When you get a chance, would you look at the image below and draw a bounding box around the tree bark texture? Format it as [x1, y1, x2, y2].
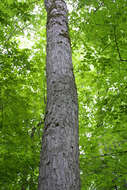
[38, 0, 80, 189]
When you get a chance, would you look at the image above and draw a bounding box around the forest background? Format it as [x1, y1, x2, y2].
[0, 0, 127, 189]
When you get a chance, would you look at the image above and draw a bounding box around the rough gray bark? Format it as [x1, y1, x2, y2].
[38, 0, 80, 189]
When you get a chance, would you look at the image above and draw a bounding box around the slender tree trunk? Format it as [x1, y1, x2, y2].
[38, 0, 80, 189]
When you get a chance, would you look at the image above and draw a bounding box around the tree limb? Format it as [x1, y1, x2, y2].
[114, 26, 127, 62]
[81, 150, 127, 160]
[31, 121, 44, 138]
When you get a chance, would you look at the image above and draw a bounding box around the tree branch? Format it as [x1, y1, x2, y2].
[80, 150, 127, 160]
[94, 2, 104, 13]
[114, 26, 127, 62]
[31, 121, 44, 138]
[99, 42, 111, 54]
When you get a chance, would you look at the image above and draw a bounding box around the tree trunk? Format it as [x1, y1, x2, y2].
[38, 0, 80, 189]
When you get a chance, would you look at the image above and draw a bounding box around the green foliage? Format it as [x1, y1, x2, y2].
[0, 0, 127, 189]
[0, 0, 46, 189]
[70, 0, 127, 189]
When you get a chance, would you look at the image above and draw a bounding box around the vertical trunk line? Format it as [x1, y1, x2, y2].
[38, 0, 80, 189]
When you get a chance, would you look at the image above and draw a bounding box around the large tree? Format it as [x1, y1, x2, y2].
[38, 0, 80, 189]
[1, 0, 127, 189]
